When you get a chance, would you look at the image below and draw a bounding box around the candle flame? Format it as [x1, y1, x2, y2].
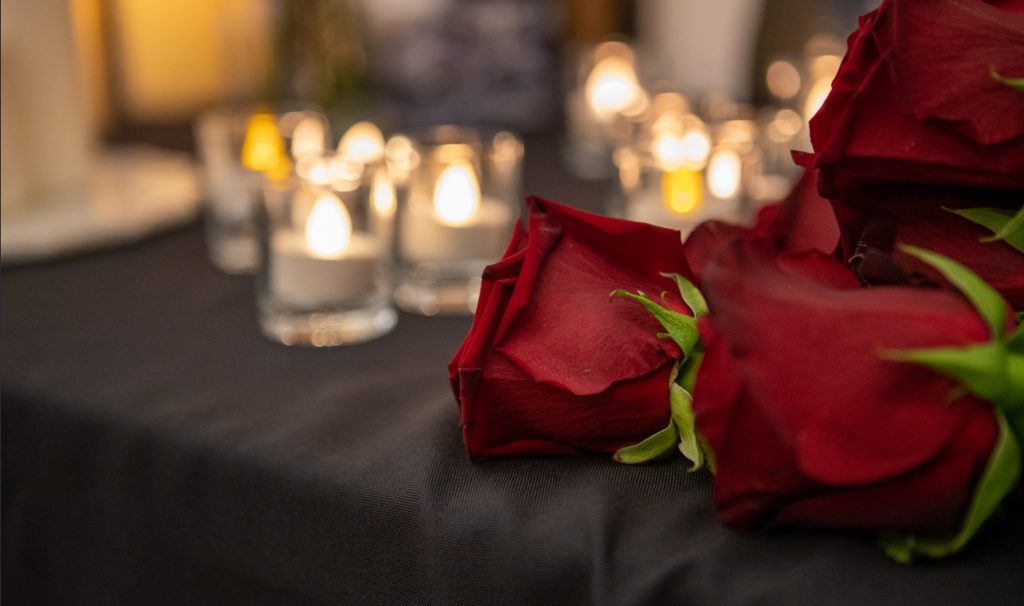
[662, 168, 703, 215]
[372, 167, 396, 216]
[242, 113, 289, 176]
[305, 192, 352, 257]
[708, 149, 742, 200]
[585, 56, 641, 119]
[291, 117, 326, 161]
[433, 163, 480, 226]
[338, 121, 385, 164]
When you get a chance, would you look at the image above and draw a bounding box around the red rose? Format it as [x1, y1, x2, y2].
[839, 185, 1024, 308]
[691, 236, 1000, 533]
[450, 196, 692, 457]
[683, 168, 840, 286]
[809, 0, 1024, 196]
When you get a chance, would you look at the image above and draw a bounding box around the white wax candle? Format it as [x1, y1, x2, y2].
[270, 231, 381, 309]
[400, 198, 511, 263]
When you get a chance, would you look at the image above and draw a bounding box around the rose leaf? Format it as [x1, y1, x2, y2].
[946, 205, 1024, 254]
[898, 244, 1007, 337]
[879, 409, 1021, 563]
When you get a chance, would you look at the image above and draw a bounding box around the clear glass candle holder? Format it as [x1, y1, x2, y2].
[613, 117, 756, 238]
[195, 106, 330, 273]
[392, 126, 523, 316]
[257, 151, 396, 346]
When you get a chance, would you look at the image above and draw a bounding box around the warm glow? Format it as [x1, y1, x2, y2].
[652, 129, 710, 171]
[708, 149, 742, 200]
[242, 113, 288, 173]
[766, 59, 802, 100]
[433, 163, 480, 226]
[371, 167, 396, 216]
[585, 56, 642, 119]
[305, 192, 352, 257]
[767, 109, 803, 143]
[338, 121, 385, 164]
[804, 76, 832, 122]
[291, 117, 326, 160]
[662, 168, 703, 215]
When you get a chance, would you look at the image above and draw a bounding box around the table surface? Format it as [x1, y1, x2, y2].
[3, 137, 1023, 606]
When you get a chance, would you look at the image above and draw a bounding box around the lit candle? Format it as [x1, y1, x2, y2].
[338, 121, 385, 165]
[707, 148, 743, 200]
[585, 52, 646, 121]
[270, 191, 381, 309]
[401, 160, 511, 262]
[662, 168, 703, 215]
[242, 113, 290, 179]
[290, 117, 327, 161]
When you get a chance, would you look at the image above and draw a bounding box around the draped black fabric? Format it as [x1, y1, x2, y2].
[3, 139, 1023, 605]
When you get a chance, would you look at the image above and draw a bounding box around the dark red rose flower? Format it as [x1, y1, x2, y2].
[836, 185, 1024, 308]
[683, 168, 840, 285]
[691, 236, 1000, 533]
[450, 196, 693, 457]
[809, 0, 1024, 196]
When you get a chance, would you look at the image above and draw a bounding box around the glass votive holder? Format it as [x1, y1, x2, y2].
[194, 106, 330, 273]
[257, 151, 396, 346]
[613, 117, 756, 238]
[392, 126, 523, 316]
[563, 40, 648, 180]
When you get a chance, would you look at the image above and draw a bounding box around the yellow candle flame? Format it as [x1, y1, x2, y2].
[305, 192, 352, 257]
[433, 162, 480, 226]
[662, 168, 703, 215]
[242, 113, 290, 176]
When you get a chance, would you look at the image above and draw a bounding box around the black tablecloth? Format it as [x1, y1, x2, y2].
[3, 139, 1023, 605]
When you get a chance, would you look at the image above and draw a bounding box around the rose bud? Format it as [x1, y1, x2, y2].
[692, 237, 1009, 551]
[809, 0, 1024, 196]
[450, 196, 692, 457]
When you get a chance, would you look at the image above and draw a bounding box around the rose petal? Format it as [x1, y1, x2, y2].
[494, 197, 691, 395]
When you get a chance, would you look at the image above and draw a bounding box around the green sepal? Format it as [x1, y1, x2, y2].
[880, 342, 1020, 406]
[880, 409, 1022, 563]
[990, 67, 1024, 93]
[670, 351, 709, 472]
[947, 206, 1024, 255]
[663, 273, 709, 317]
[899, 244, 1007, 337]
[610, 289, 699, 354]
[613, 421, 679, 464]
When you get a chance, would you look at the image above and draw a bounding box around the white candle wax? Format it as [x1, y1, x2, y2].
[270, 231, 381, 309]
[401, 197, 511, 263]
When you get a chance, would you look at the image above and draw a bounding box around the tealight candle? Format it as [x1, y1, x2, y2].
[194, 106, 330, 273]
[257, 150, 396, 346]
[270, 191, 380, 309]
[400, 160, 512, 262]
[393, 128, 522, 315]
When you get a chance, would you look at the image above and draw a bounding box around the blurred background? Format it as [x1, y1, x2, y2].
[0, 0, 878, 269]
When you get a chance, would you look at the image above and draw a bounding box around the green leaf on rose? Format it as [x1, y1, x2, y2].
[946, 205, 1024, 255]
[880, 409, 1022, 564]
[898, 245, 1007, 337]
[990, 67, 1024, 93]
[670, 376, 704, 471]
[881, 342, 1013, 405]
